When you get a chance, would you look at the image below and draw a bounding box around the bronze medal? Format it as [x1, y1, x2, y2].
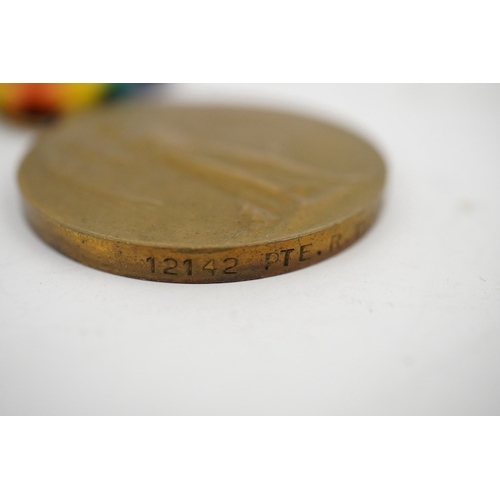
[18, 105, 386, 283]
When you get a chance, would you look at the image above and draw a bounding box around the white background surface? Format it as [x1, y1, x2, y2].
[1, 84, 499, 415]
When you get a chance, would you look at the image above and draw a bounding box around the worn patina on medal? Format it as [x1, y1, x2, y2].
[18, 105, 386, 283]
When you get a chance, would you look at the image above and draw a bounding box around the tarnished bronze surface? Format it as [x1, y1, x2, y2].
[18, 105, 386, 283]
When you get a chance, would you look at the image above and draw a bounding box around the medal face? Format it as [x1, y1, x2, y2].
[18, 105, 386, 283]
